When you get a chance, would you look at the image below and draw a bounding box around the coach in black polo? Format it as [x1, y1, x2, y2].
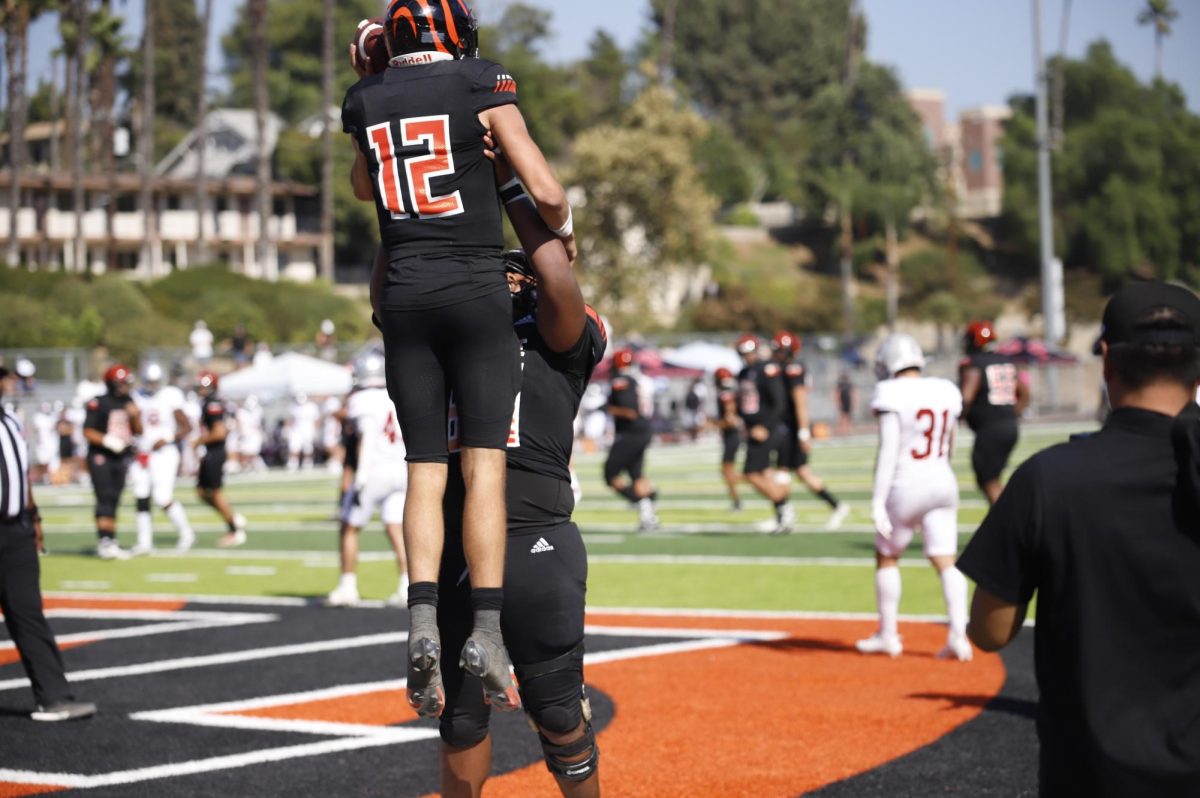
[0, 365, 96, 722]
[959, 281, 1200, 797]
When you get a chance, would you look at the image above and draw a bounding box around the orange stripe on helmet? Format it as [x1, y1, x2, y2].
[392, 6, 417, 38]
[440, 0, 461, 46]
[413, 0, 450, 54]
[455, 0, 471, 17]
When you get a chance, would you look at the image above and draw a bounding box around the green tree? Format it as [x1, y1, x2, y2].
[1137, 0, 1178, 79]
[567, 85, 717, 328]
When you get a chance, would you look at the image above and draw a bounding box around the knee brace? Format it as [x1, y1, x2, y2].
[438, 708, 490, 750]
[515, 643, 598, 783]
[136, 497, 151, 513]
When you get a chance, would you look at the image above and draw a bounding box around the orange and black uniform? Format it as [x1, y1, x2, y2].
[775, 358, 810, 469]
[717, 373, 741, 464]
[438, 310, 606, 752]
[342, 56, 521, 461]
[737, 361, 785, 474]
[962, 351, 1020, 486]
[603, 371, 652, 484]
[83, 393, 134, 519]
[197, 396, 227, 491]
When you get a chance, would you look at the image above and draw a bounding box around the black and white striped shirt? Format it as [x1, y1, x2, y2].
[0, 407, 29, 519]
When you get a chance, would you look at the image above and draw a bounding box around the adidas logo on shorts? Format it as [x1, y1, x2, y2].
[530, 537, 555, 554]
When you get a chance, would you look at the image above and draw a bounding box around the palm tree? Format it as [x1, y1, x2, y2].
[249, 0, 271, 279]
[70, 0, 89, 274]
[319, 0, 334, 281]
[88, 0, 126, 272]
[3, 0, 31, 267]
[139, 0, 155, 275]
[1138, 0, 1178, 79]
[194, 0, 212, 263]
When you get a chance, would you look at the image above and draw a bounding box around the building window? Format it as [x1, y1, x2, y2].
[116, 194, 137, 212]
[273, 197, 287, 217]
[968, 150, 983, 173]
[166, 194, 181, 211]
[215, 196, 228, 214]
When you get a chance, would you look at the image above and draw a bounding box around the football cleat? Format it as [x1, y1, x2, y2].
[217, 529, 246, 548]
[771, 502, 796, 535]
[459, 634, 521, 712]
[826, 502, 851, 531]
[96, 539, 131, 561]
[324, 583, 360, 607]
[406, 635, 446, 718]
[31, 701, 97, 722]
[128, 544, 153, 558]
[175, 531, 195, 553]
[937, 632, 974, 662]
[856, 633, 903, 658]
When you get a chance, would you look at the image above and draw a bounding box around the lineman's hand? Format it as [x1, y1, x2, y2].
[749, 425, 769, 443]
[872, 504, 893, 540]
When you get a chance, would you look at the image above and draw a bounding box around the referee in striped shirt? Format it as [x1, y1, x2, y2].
[1, 364, 96, 721]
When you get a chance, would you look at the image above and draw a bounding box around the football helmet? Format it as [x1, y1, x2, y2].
[104, 364, 134, 394]
[735, 334, 761, 357]
[714, 367, 734, 383]
[354, 352, 387, 388]
[197, 370, 219, 394]
[613, 348, 635, 371]
[140, 362, 165, 389]
[875, 333, 926, 380]
[771, 330, 801, 356]
[503, 249, 537, 319]
[384, 0, 478, 61]
[964, 320, 996, 352]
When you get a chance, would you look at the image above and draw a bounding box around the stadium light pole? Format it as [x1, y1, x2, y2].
[1033, 0, 1064, 413]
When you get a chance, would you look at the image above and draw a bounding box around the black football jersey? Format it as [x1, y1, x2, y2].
[962, 352, 1019, 429]
[342, 57, 518, 259]
[716, 376, 739, 429]
[200, 396, 227, 449]
[779, 359, 808, 429]
[507, 308, 608, 482]
[737, 362, 784, 429]
[609, 370, 652, 435]
[84, 393, 135, 456]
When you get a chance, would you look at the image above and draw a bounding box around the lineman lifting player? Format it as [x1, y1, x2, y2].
[344, 0, 574, 715]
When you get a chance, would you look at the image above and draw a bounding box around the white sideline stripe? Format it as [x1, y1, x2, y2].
[45, 590, 314, 606]
[0, 611, 276, 653]
[59, 580, 111, 589]
[0, 734, 439, 789]
[145, 573, 199, 583]
[0, 632, 409, 693]
[590, 554, 928, 568]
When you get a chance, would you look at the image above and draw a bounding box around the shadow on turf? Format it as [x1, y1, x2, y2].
[745, 637, 943, 660]
[910, 692, 1037, 719]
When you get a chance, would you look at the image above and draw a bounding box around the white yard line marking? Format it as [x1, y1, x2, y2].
[145, 573, 199, 583]
[225, 566, 278, 576]
[0, 610, 276, 654]
[59, 580, 112, 590]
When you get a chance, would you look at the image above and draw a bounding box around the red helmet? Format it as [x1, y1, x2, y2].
[714, 367, 734, 382]
[197, 371, 219, 391]
[771, 330, 800, 355]
[964, 320, 996, 352]
[103, 364, 133, 386]
[613, 348, 635, 370]
[735, 334, 761, 356]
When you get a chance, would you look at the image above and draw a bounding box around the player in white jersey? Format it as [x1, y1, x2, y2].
[325, 354, 408, 608]
[234, 396, 265, 473]
[320, 396, 344, 474]
[287, 394, 319, 471]
[856, 333, 972, 662]
[31, 403, 60, 483]
[129, 363, 195, 554]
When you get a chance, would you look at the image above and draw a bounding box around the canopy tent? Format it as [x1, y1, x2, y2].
[994, 337, 1078, 365]
[659, 341, 743, 374]
[218, 352, 353, 401]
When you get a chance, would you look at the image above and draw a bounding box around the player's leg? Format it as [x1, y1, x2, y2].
[504, 518, 598, 796]
[382, 489, 408, 607]
[195, 450, 244, 547]
[857, 511, 913, 656]
[972, 420, 1018, 505]
[441, 733, 493, 798]
[792, 438, 849, 529]
[152, 447, 193, 551]
[923, 503, 971, 661]
[745, 433, 793, 533]
[91, 456, 128, 559]
[628, 434, 658, 531]
[328, 488, 373, 606]
[721, 429, 742, 510]
[129, 456, 155, 555]
[603, 435, 637, 502]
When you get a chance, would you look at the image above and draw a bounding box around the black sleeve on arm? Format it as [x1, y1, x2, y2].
[471, 60, 519, 113]
[341, 88, 360, 135]
[83, 401, 104, 432]
[958, 457, 1042, 605]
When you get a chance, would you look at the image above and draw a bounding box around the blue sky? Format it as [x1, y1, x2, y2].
[23, 0, 1199, 118]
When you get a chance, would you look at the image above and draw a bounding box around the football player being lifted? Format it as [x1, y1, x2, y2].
[129, 363, 195, 555]
[343, 1, 573, 717]
[857, 334, 972, 662]
[436, 140, 604, 798]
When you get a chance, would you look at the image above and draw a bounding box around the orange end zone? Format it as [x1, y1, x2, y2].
[0, 783, 65, 797]
[466, 616, 1007, 797]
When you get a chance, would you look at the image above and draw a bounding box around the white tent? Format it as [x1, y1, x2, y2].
[659, 341, 742, 374]
[219, 352, 353, 401]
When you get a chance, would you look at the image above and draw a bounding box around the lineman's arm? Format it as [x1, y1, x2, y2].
[197, 419, 228, 447]
[968, 587, 1027, 652]
[173, 409, 192, 442]
[479, 104, 575, 262]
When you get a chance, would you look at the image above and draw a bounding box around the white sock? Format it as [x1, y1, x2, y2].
[397, 573, 409, 596]
[940, 566, 969, 638]
[338, 573, 358, 589]
[876, 566, 902, 639]
[135, 511, 153, 550]
[638, 497, 655, 518]
[165, 502, 193, 537]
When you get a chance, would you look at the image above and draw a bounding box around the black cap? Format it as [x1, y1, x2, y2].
[1101, 281, 1200, 346]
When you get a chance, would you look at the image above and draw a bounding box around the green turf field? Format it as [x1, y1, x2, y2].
[35, 423, 1087, 614]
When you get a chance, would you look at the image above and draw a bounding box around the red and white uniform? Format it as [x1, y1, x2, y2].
[870, 377, 963, 558]
[288, 398, 320, 459]
[345, 387, 407, 529]
[131, 386, 185, 507]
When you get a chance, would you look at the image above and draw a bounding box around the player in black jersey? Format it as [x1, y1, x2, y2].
[734, 335, 796, 534]
[959, 320, 1030, 504]
[437, 151, 604, 796]
[343, 1, 574, 717]
[715, 367, 743, 511]
[82, 365, 142, 560]
[770, 331, 849, 530]
[604, 348, 660, 532]
[193, 372, 247, 548]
